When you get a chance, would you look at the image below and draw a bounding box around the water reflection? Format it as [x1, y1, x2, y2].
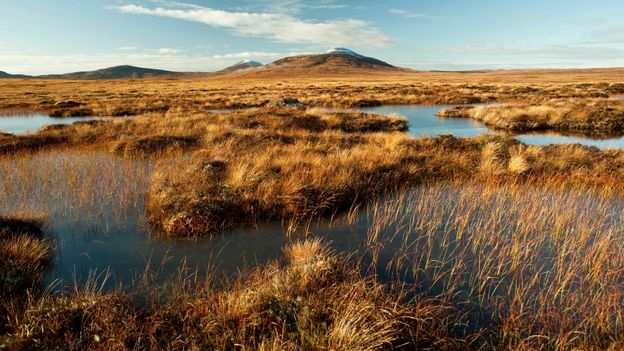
[0, 114, 105, 134]
[360, 105, 624, 149]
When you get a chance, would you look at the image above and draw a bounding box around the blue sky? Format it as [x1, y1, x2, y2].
[1, 0, 623, 74]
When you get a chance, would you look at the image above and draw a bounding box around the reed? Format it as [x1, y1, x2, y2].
[5, 239, 459, 350]
[364, 182, 624, 349]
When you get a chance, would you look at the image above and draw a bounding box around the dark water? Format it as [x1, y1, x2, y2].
[1, 152, 622, 296]
[0, 152, 372, 291]
[0, 114, 105, 134]
[360, 105, 624, 149]
[2, 104, 624, 293]
[45, 207, 371, 291]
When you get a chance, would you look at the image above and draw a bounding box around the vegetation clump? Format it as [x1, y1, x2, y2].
[0, 214, 52, 296]
[439, 103, 624, 135]
[0, 214, 52, 336]
[112, 135, 200, 157]
[4, 240, 457, 350]
[147, 126, 624, 237]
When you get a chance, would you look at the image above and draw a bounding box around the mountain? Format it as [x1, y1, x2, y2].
[38, 65, 185, 80]
[229, 48, 405, 77]
[0, 48, 406, 80]
[0, 71, 32, 79]
[218, 59, 263, 73]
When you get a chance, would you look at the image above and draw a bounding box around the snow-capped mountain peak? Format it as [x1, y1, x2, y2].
[325, 47, 362, 57]
[240, 59, 262, 65]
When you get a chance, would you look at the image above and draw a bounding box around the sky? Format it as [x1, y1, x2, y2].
[1, 0, 624, 75]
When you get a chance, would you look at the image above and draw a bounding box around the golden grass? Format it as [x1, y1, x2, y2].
[0, 107, 407, 155]
[144, 119, 624, 236]
[439, 103, 624, 135]
[0, 212, 52, 335]
[1, 70, 623, 117]
[6, 240, 455, 350]
[2, 70, 624, 349]
[365, 183, 624, 349]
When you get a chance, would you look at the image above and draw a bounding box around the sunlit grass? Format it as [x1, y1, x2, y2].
[364, 183, 624, 349]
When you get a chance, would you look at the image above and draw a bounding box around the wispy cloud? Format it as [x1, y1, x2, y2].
[158, 47, 181, 54]
[388, 9, 437, 20]
[0, 50, 315, 75]
[237, 0, 347, 15]
[117, 46, 137, 51]
[435, 44, 624, 59]
[114, 2, 392, 48]
[211, 51, 280, 59]
[583, 27, 624, 45]
[211, 50, 315, 59]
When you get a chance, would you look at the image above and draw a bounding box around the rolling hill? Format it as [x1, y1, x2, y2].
[38, 65, 186, 80]
[217, 59, 263, 74]
[228, 48, 408, 78]
[0, 71, 32, 79]
[0, 49, 407, 80]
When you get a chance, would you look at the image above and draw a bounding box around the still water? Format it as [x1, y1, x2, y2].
[0, 114, 104, 134]
[2, 152, 622, 294]
[2, 107, 624, 148]
[359, 105, 624, 149]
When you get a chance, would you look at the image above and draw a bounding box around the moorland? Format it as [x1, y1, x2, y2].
[1, 67, 624, 350]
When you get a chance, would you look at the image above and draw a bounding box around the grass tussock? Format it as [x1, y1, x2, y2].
[112, 135, 201, 157]
[0, 107, 406, 156]
[0, 213, 51, 336]
[439, 103, 624, 135]
[2, 71, 624, 116]
[146, 130, 419, 237]
[0, 214, 51, 296]
[4, 240, 458, 350]
[147, 127, 624, 237]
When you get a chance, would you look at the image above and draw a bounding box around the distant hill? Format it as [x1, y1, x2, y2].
[229, 48, 407, 78]
[272, 48, 395, 69]
[218, 59, 263, 73]
[0, 71, 32, 79]
[0, 49, 407, 80]
[38, 65, 186, 80]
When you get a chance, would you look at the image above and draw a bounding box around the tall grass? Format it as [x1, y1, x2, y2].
[0, 150, 153, 224]
[5, 239, 458, 350]
[364, 183, 624, 349]
[147, 130, 624, 237]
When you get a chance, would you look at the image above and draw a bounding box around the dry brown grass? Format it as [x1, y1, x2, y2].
[0, 107, 407, 155]
[1, 69, 623, 117]
[145, 119, 624, 236]
[0, 213, 52, 335]
[365, 183, 624, 349]
[2, 69, 624, 349]
[0, 213, 51, 295]
[5, 240, 457, 350]
[439, 103, 624, 135]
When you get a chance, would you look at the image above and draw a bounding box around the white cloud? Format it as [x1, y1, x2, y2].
[584, 27, 624, 45]
[0, 50, 317, 75]
[434, 44, 624, 60]
[118, 46, 137, 50]
[115, 2, 392, 48]
[388, 9, 437, 20]
[234, 0, 347, 15]
[211, 51, 280, 59]
[158, 47, 181, 54]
